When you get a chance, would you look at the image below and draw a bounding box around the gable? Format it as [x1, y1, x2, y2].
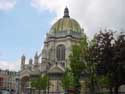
[48, 65, 65, 74]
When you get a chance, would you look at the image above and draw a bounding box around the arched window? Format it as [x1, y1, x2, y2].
[56, 44, 65, 61]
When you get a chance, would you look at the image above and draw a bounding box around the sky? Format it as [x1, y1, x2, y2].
[0, 0, 124, 71]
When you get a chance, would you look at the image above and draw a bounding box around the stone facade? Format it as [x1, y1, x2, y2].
[0, 69, 18, 90]
[20, 7, 85, 94]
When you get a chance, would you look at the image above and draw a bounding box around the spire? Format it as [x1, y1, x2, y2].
[63, 7, 70, 18]
[21, 54, 25, 64]
[29, 58, 33, 65]
[35, 52, 38, 58]
[21, 54, 26, 70]
[34, 52, 38, 64]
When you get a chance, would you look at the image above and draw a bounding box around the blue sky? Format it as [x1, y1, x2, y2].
[0, 0, 55, 62]
[0, 0, 124, 71]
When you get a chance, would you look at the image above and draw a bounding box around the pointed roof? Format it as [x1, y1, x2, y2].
[20, 69, 31, 79]
[34, 52, 38, 58]
[48, 64, 65, 74]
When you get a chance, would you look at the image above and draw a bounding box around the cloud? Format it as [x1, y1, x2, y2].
[31, 0, 68, 21]
[31, 0, 124, 38]
[0, 0, 16, 11]
[0, 60, 20, 71]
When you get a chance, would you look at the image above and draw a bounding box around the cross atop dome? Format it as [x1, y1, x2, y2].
[63, 7, 70, 18]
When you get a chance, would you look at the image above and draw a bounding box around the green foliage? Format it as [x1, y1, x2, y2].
[69, 34, 88, 74]
[85, 39, 98, 94]
[31, 80, 37, 88]
[80, 35, 88, 57]
[68, 30, 125, 94]
[70, 45, 85, 74]
[31, 75, 49, 90]
[61, 69, 75, 90]
[97, 75, 111, 88]
[93, 30, 125, 94]
[69, 34, 89, 94]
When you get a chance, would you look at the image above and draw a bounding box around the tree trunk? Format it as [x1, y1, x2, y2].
[74, 74, 81, 94]
[110, 88, 113, 94]
[39, 89, 40, 94]
[114, 86, 119, 94]
[43, 90, 46, 94]
[30, 89, 32, 94]
[109, 87, 113, 94]
[90, 76, 96, 94]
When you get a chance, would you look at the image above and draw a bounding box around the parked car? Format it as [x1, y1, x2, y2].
[10, 89, 15, 94]
[0, 90, 10, 94]
[0, 89, 16, 94]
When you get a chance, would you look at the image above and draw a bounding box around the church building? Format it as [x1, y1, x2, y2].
[20, 7, 85, 93]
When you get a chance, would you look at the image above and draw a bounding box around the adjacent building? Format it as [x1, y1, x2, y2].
[0, 69, 18, 90]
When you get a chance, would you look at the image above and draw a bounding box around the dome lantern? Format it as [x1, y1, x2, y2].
[63, 7, 70, 18]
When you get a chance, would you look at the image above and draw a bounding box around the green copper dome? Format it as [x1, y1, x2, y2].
[50, 7, 81, 33]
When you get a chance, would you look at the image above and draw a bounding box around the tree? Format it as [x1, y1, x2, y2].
[61, 69, 75, 93]
[69, 45, 83, 94]
[97, 75, 111, 88]
[92, 30, 114, 93]
[93, 30, 125, 94]
[85, 39, 98, 94]
[112, 32, 125, 94]
[69, 34, 99, 94]
[69, 30, 125, 94]
[31, 75, 49, 94]
[69, 34, 88, 94]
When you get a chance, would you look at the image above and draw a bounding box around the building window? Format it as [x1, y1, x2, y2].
[56, 44, 65, 61]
